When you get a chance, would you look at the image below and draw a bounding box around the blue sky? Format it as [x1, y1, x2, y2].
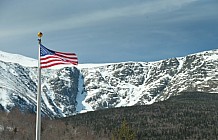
[0, 0, 218, 64]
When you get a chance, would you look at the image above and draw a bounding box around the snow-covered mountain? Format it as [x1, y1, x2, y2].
[0, 49, 218, 118]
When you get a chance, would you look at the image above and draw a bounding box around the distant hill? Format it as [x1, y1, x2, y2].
[62, 92, 218, 140]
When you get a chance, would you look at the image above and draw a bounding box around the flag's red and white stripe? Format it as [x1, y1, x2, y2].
[40, 52, 78, 68]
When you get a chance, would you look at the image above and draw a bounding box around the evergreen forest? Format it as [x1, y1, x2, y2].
[0, 92, 218, 140]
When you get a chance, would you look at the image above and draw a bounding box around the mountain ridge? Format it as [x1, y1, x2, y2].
[0, 49, 217, 117]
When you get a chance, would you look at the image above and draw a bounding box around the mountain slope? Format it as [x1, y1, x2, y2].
[80, 49, 218, 111]
[63, 92, 218, 140]
[0, 49, 218, 117]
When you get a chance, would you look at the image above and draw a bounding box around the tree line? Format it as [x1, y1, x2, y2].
[1, 92, 218, 139]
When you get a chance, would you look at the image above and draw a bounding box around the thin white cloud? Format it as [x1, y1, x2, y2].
[0, 0, 197, 38]
[42, 0, 198, 30]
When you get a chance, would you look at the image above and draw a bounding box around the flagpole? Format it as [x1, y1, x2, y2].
[36, 32, 43, 140]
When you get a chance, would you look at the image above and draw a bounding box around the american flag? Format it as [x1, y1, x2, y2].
[40, 44, 78, 68]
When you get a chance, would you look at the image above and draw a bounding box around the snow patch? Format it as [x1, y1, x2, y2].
[0, 50, 37, 67]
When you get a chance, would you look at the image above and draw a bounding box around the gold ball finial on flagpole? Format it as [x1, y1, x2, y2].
[38, 32, 43, 44]
[38, 32, 43, 38]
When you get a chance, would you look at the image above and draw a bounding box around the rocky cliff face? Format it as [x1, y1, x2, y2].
[41, 67, 80, 117]
[0, 49, 217, 118]
[79, 50, 218, 111]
